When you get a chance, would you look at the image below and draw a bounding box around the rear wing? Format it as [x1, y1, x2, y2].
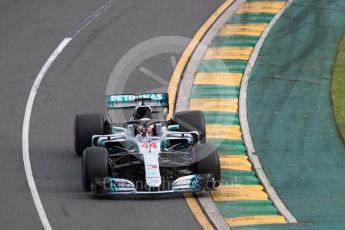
[106, 93, 169, 109]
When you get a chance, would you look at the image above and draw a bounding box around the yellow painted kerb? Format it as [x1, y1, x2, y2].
[167, 0, 235, 119]
[226, 215, 287, 227]
[194, 73, 243, 86]
[169, 0, 290, 228]
[237, 2, 285, 14]
[189, 98, 239, 112]
[184, 193, 214, 230]
[203, 47, 253, 60]
[218, 24, 268, 36]
[166, 1, 236, 229]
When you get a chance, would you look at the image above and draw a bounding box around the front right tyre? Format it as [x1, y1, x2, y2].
[74, 113, 105, 156]
[82, 147, 109, 191]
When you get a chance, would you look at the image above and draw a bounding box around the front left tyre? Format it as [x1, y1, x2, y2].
[82, 147, 109, 191]
[74, 113, 105, 156]
[191, 143, 221, 189]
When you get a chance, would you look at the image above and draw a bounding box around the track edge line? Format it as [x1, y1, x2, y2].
[22, 37, 72, 230]
[21, 1, 114, 229]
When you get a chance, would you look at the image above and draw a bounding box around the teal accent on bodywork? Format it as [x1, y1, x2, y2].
[109, 179, 118, 193]
[112, 126, 126, 133]
[107, 93, 168, 109]
[160, 140, 167, 150]
[168, 124, 179, 131]
[190, 174, 202, 191]
[97, 139, 107, 147]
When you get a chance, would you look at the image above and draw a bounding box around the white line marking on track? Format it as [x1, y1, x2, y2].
[22, 37, 71, 230]
[22, 1, 113, 229]
[170, 56, 177, 68]
[68, 0, 114, 38]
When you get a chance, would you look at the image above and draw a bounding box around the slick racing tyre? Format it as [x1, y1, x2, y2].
[74, 113, 105, 156]
[174, 110, 206, 143]
[192, 143, 221, 188]
[82, 147, 109, 191]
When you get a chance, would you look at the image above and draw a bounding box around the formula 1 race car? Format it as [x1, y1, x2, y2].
[74, 93, 220, 196]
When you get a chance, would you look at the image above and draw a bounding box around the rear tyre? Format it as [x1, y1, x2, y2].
[192, 143, 221, 188]
[174, 110, 206, 143]
[82, 147, 109, 191]
[74, 113, 105, 156]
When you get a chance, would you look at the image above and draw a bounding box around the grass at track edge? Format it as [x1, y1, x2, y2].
[332, 34, 345, 143]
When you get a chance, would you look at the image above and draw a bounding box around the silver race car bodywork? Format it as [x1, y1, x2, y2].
[91, 127, 212, 195]
[75, 93, 220, 197]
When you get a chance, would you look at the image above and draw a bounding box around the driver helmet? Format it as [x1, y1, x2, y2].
[136, 118, 154, 135]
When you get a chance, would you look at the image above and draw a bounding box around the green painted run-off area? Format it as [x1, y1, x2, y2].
[242, 0, 345, 229]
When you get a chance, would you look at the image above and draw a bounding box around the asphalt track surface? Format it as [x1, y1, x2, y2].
[0, 0, 223, 229]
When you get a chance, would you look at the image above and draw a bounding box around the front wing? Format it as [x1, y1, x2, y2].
[91, 174, 215, 196]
